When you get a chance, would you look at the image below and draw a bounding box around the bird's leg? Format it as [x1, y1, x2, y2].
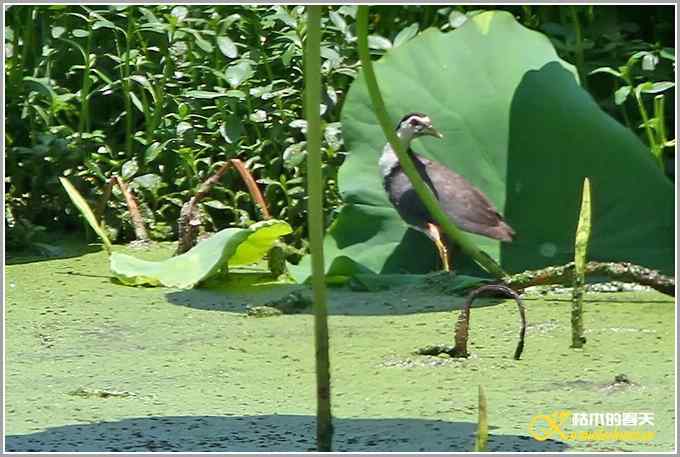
[426, 223, 450, 272]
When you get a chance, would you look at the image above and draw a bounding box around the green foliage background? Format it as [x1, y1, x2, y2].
[5, 5, 675, 260]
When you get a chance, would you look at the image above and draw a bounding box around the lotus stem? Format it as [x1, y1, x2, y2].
[305, 5, 333, 452]
[474, 385, 489, 451]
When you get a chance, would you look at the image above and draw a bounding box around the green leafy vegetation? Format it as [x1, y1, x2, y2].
[5, 5, 674, 266]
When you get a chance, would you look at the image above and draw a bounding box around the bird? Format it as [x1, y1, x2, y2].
[379, 112, 515, 271]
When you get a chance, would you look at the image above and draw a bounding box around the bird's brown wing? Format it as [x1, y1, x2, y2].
[416, 155, 515, 241]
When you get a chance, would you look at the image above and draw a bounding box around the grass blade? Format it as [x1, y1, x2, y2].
[59, 177, 112, 254]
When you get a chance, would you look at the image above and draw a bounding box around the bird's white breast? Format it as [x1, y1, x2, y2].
[379, 144, 399, 178]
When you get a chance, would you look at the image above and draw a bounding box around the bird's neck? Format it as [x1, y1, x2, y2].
[396, 128, 416, 147]
[379, 131, 418, 177]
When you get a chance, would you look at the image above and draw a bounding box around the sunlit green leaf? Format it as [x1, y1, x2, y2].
[51, 26, 66, 38]
[219, 115, 242, 144]
[328, 10, 347, 32]
[110, 219, 292, 288]
[203, 200, 229, 209]
[121, 159, 139, 180]
[589, 66, 621, 78]
[642, 53, 659, 71]
[171, 6, 188, 21]
[183, 90, 241, 99]
[129, 75, 157, 103]
[92, 19, 116, 31]
[368, 34, 392, 50]
[640, 81, 675, 94]
[72, 29, 89, 38]
[225, 62, 254, 88]
[660, 47, 675, 62]
[614, 85, 631, 105]
[133, 173, 163, 193]
[394, 23, 419, 47]
[283, 141, 307, 168]
[249, 110, 267, 123]
[191, 32, 213, 53]
[217, 36, 238, 58]
[449, 11, 469, 29]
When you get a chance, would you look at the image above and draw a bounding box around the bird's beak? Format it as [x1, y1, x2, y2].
[425, 126, 444, 139]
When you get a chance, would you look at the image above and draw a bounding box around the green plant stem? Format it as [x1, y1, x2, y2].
[252, 20, 286, 116]
[615, 80, 632, 130]
[474, 385, 488, 451]
[123, 17, 134, 159]
[637, 95, 663, 168]
[78, 25, 93, 136]
[356, 6, 507, 280]
[569, 6, 588, 91]
[654, 95, 667, 149]
[634, 92, 657, 150]
[245, 88, 263, 142]
[20, 8, 35, 74]
[305, 5, 332, 452]
[628, 78, 662, 168]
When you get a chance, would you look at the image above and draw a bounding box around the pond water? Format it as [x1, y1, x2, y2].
[5, 240, 675, 452]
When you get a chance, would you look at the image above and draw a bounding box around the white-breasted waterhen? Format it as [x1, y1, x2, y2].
[379, 112, 515, 271]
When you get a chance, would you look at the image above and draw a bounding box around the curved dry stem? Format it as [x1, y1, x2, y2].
[230, 158, 271, 219]
[454, 283, 527, 360]
[175, 159, 272, 255]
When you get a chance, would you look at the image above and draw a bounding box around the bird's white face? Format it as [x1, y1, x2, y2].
[396, 114, 443, 142]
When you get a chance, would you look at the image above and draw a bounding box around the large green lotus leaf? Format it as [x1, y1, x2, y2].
[291, 11, 674, 283]
[111, 219, 292, 288]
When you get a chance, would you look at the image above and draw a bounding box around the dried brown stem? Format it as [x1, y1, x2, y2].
[176, 159, 271, 255]
[506, 261, 674, 296]
[114, 176, 149, 242]
[454, 284, 527, 360]
[230, 159, 271, 219]
[452, 260, 672, 360]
